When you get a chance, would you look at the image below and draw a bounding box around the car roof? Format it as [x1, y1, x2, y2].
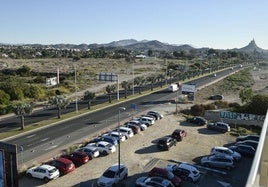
[213, 146, 229, 151]
[98, 141, 110, 145]
[107, 164, 126, 172]
[178, 163, 198, 171]
[119, 126, 132, 130]
[39, 164, 56, 170]
[55, 157, 73, 164]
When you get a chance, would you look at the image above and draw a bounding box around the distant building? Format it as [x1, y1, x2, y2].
[135, 54, 146, 59]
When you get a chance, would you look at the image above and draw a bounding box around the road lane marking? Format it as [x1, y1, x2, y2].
[26, 134, 36, 138]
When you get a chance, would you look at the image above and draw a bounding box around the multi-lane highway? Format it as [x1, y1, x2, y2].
[1, 68, 237, 165]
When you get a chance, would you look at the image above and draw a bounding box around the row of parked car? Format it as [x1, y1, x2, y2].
[25, 110, 164, 184]
[186, 116, 231, 133]
[200, 134, 259, 171]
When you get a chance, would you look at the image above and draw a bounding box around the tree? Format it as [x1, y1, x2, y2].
[246, 94, 268, 115]
[121, 81, 130, 98]
[239, 88, 253, 104]
[49, 95, 70, 119]
[0, 90, 10, 105]
[157, 74, 165, 88]
[147, 75, 157, 91]
[13, 103, 33, 130]
[83, 91, 95, 109]
[106, 84, 116, 103]
[134, 76, 146, 94]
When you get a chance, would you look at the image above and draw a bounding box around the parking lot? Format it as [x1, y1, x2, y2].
[19, 103, 253, 187]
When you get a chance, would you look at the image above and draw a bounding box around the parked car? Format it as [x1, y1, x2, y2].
[125, 120, 147, 131]
[165, 163, 200, 183]
[186, 116, 207, 126]
[200, 155, 235, 170]
[75, 146, 100, 159]
[210, 146, 241, 161]
[124, 123, 140, 134]
[89, 135, 118, 146]
[45, 157, 75, 176]
[235, 140, 258, 149]
[138, 116, 155, 126]
[147, 111, 164, 120]
[229, 144, 256, 157]
[148, 167, 181, 187]
[97, 164, 128, 187]
[118, 126, 134, 139]
[208, 94, 224, 100]
[171, 129, 187, 141]
[109, 131, 127, 142]
[207, 122, 230, 133]
[60, 151, 90, 166]
[236, 134, 260, 142]
[157, 137, 177, 151]
[135, 176, 175, 187]
[26, 164, 60, 182]
[87, 141, 116, 155]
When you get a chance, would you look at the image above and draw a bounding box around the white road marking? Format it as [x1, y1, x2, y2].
[45, 145, 58, 151]
[26, 134, 36, 138]
[41, 138, 49, 142]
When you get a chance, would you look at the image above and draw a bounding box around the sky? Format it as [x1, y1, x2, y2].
[0, 0, 268, 49]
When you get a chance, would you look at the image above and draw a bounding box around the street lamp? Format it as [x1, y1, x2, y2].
[118, 107, 126, 177]
[74, 65, 78, 113]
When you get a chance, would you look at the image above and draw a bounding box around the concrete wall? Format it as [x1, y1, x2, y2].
[204, 110, 265, 127]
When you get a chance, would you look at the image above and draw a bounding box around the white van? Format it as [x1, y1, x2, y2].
[168, 84, 178, 92]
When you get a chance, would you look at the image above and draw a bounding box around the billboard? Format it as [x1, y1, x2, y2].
[98, 72, 117, 82]
[46, 77, 58, 87]
[181, 84, 196, 94]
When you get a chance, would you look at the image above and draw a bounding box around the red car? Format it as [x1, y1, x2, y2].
[61, 151, 90, 167]
[148, 167, 181, 187]
[171, 129, 187, 141]
[45, 157, 75, 176]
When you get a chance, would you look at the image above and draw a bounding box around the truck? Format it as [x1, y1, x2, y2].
[168, 84, 178, 92]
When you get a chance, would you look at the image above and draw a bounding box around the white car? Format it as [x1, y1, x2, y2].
[87, 141, 116, 155]
[165, 163, 200, 183]
[211, 146, 241, 161]
[125, 120, 147, 131]
[26, 164, 60, 182]
[109, 131, 126, 142]
[136, 176, 174, 187]
[138, 116, 155, 126]
[118, 126, 134, 138]
[97, 164, 128, 187]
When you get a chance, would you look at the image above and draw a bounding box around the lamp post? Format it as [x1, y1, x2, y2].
[118, 107, 126, 177]
[74, 65, 78, 113]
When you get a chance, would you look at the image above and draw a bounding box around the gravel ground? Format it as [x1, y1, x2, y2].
[19, 103, 236, 187]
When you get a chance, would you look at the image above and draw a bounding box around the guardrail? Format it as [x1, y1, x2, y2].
[246, 110, 268, 187]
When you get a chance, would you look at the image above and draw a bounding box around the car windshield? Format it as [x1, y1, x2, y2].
[49, 167, 57, 173]
[103, 170, 116, 178]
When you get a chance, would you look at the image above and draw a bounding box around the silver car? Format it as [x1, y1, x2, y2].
[201, 155, 235, 170]
[210, 146, 241, 161]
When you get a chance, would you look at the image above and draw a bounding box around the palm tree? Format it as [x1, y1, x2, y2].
[106, 84, 116, 103]
[121, 81, 130, 98]
[83, 91, 96, 109]
[134, 76, 146, 94]
[13, 103, 33, 130]
[157, 74, 165, 88]
[147, 75, 157, 91]
[49, 95, 70, 119]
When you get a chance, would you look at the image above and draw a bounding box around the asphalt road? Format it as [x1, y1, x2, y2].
[1, 67, 238, 166]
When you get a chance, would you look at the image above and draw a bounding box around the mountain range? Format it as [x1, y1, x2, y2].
[1, 39, 267, 53]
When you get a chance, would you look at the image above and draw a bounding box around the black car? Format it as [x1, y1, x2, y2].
[208, 94, 224, 100]
[236, 134, 260, 142]
[186, 116, 207, 126]
[207, 122, 230, 133]
[229, 145, 256, 157]
[235, 140, 258, 149]
[157, 137, 177, 151]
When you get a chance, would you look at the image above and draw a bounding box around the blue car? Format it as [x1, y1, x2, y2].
[89, 135, 118, 146]
[229, 145, 256, 157]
